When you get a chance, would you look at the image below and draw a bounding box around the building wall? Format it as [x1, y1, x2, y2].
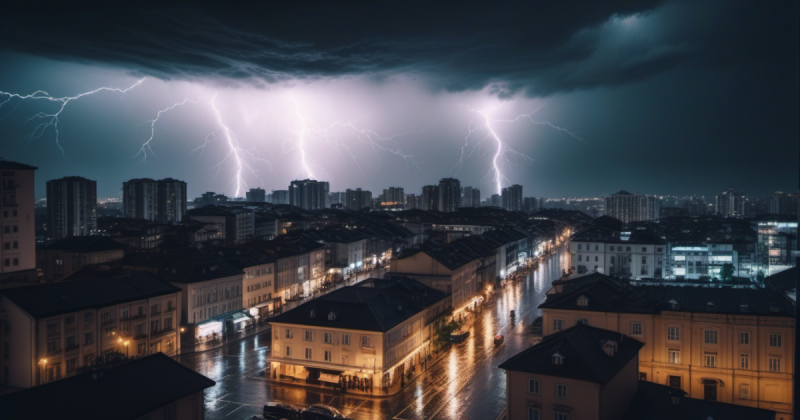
[40, 249, 125, 282]
[0, 168, 36, 276]
[541, 307, 795, 418]
[243, 262, 275, 312]
[505, 367, 602, 420]
[1, 292, 179, 388]
[180, 274, 243, 325]
[570, 241, 666, 279]
[599, 354, 640, 420]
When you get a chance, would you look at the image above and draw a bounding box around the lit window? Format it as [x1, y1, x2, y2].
[667, 327, 680, 341]
[769, 358, 781, 372]
[740, 353, 749, 369]
[631, 321, 642, 336]
[704, 352, 717, 368]
[668, 349, 680, 364]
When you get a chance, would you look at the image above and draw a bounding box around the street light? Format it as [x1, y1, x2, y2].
[39, 359, 48, 384]
[124, 341, 130, 357]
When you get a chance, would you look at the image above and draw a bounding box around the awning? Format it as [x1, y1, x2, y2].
[319, 373, 340, 383]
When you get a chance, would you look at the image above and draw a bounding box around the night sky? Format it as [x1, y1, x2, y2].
[0, 1, 797, 199]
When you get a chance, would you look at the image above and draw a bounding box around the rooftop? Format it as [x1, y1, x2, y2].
[0, 353, 215, 420]
[1, 272, 180, 319]
[498, 324, 644, 384]
[43, 236, 127, 252]
[0, 159, 37, 170]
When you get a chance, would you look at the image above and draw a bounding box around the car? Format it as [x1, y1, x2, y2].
[449, 330, 470, 343]
[494, 334, 504, 346]
[263, 402, 302, 420]
[301, 404, 352, 420]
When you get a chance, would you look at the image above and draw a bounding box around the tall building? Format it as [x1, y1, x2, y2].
[639, 195, 661, 222]
[0, 160, 37, 285]
[405, 193, 422, 210]
[461, 186, 480, 208]
[378, 187, 404, 211]
[246, 187, 266, 202]
[193, 192, 228, 208]
[489, 194, 501, 207]
[523, 197, 544, 212]
[715, 188, 746, 218]
[502, 184, 523, 211]
[123, 178, 187, 223]
[345, 188, 372, 210]
[438, 178, 461, 212]
[421, 185, 439, 211]
[289, 179, 329, 210]
[605, 191, 660, 223]
[770, 191, 799, 215]
[270, 189, 289, 205]
[46, 176, 96, 239]
[328, 191, 346, 207]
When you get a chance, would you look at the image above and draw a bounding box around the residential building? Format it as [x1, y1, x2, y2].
[755, 217, 798, 276]
[666, 243, 740, 280]
[770, 191, 799, 216]
[255, 236, 326, 303]
[0, 160, 37, 287]
[345, 188, 372, 211]
[185, 205, 254, 244]
[379, 187, 404, 211]
[524, 197, 544, 213]
[500, 324, 644, 420]
[716, 188, 746, 218]
[123, 178, 188, 223]
[268, 277, 450, 395]
[421, 185, 439, 211]
[38, 236, 126, 282]
[0, 272, 181, 388]
[605, 191, 660, 224]
[404, 193, 422, 210]
[289, 179, 329, 210]
[270, 189, 289, 205]
[46, 176, 97, 239]
[570, 228, 666, 278]
[0, 353, 215, 420]
[489, 193, 501, 207]
[192, 191, 228, 208]
[461, 186, 480, 208]
[502, 184, 523, 212]
[329, 191, 346, 207]
[246, 187, 266, 202]
[438, 178, 461, 212]
[540, 273, 795, 419]
[206, 247, 277, 318]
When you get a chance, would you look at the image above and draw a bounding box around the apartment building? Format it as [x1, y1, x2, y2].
[268, 278, 450, 395]
[38, 236, 126, 282]
[390, 244, 479, 310]
[0, 160, 37, 288]
[255, 236, 325, 303]
[539, 273, 795, 419]
[206, 246, 278, 318]
[570, 228, 666, 279]
[0, 272, 181, 388]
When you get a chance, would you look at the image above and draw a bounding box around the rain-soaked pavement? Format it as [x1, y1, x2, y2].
[178, 246, 569, 420]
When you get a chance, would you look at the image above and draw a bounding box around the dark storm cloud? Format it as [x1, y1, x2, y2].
[0, 0, 679, 96]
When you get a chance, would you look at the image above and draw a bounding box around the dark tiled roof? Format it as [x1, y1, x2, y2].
[0, 159, 37, 170]
[1, 272, 180, 319]
[396, 228, 529, 271]
[622, 381, 776, 420]
[0, 353, 215, 420]
[269, 277, 449, 332]
[766, 266, 797, 292]
[498, 324, 644, 384]
[151, 257, 243, 283]
[43, 236, 127, 252]
[252, 236, 325, 259]
[540, 273, 795, 317]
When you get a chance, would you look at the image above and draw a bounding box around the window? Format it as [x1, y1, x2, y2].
[668, 349, 680, 364]
[84, 312, 93, 324]
[323, 332, 332, 344]
[739, 331, 750, 345]
[556, 383, 568, 399]
[66, 358, 77, 373]
[704, 330, 718, 344]
[527, 407, 540, 420]
[642, 247, 647, 252]
[577, 244, 582, 251]
[304, 330, 313, 342]
[84, 332, 94, 346]
[285, 346, 292, 357]
[667, 327, 680, 341]
[342, 334, 350, 345]
[528, 378, 539, 394]
[704, 352, 717, 368]
[361, 335, 371, 347]
[577, 296, 588, 306]
[610, 246, 615, 251]
[626, 246, 631, 252]
[769, 358, 781, 372]
[65, 335, 76, 349]
[740, 353, 749, 369]
[324, 350, 332, 362]
[739, 383, 750, 399]
[574, 318, 588, 325]
[64, 316, 75, 326]
[47, 340, 59, 354]
[578, 255, 582, 262]
[769, 333, 782, 347]
[553, 319, 564, 331]
[304, 348, 312, 360]
[285, 328, 293, 339]
[631, 321, 642, 336]
[595, 256, 598, 262]
[555, 414, 569, 420]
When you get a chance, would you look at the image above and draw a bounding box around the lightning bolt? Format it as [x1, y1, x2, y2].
[0, 79, 146, 154]
[457, 103, 583, 194]
[134, 98, 197, 163]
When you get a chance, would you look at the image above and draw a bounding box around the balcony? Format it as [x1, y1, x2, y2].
[361, 346, 376, 355]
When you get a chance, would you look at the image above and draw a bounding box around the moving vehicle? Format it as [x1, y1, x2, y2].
[494, 334, 504, 346]
[263, 402, 301, 420]
[449, 330, 470, 343]
[301, 404, 352, 420]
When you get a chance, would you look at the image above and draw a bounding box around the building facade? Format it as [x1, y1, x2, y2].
[502, 184, 523, 212]
[122, 178, 187, 223]
[461, 186, 480, 208]
[345, 188, 372, 211]
[46, 176, 97, 239]
[0, 160, 37, 287]
[438, 178, 461, 212]
[715, 188, 746, 218]
[246, 187, 266, 202]
[421, 185, 439, 211]
[289, 179, 329, 210]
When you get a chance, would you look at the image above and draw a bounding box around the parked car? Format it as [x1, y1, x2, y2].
[301, 404, 352, 420]
[449, 330, 470, 343]
[263, 402, 301, 420]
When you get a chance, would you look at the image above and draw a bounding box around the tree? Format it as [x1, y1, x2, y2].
[756, 270, 766, 284]
[720, 263, 735, 281]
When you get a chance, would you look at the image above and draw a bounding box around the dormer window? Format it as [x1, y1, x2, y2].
[552, 352, 564, 365]
[310, 310, 316, 319]
[577, 295, 588, 307]
[668, 299, 679, 310]
[602, 340, 618, 357]
[739, 304, 749, 313]
[327, 312, 336, 321]
[706, 302, 715, 312]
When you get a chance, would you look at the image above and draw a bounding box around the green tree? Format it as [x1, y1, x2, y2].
[720, 263, 735, 281]
[756, 270, 766, 284]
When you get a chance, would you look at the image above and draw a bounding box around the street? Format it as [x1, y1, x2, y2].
[178, 246, 569, 420]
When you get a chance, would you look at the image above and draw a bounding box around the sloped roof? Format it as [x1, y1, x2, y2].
[498, 324, 644, 384]
[766, 266, 797, 292]
[1, 272, 180, 319]
[269, 277, 449, 332]
[0, 353, 215, 420]
[0, 159, 37, 170]
[43, 236, 127, 252]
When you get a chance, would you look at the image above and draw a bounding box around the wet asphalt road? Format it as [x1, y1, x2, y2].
[178, 247, 568, 420]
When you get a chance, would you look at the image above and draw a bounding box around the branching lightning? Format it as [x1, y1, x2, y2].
[134, 98, 197, 163]
[456, 103, 583, 194]
[0, 79, 146, 154]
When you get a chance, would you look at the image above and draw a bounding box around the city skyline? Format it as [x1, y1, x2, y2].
[0, 1, 797, 200]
